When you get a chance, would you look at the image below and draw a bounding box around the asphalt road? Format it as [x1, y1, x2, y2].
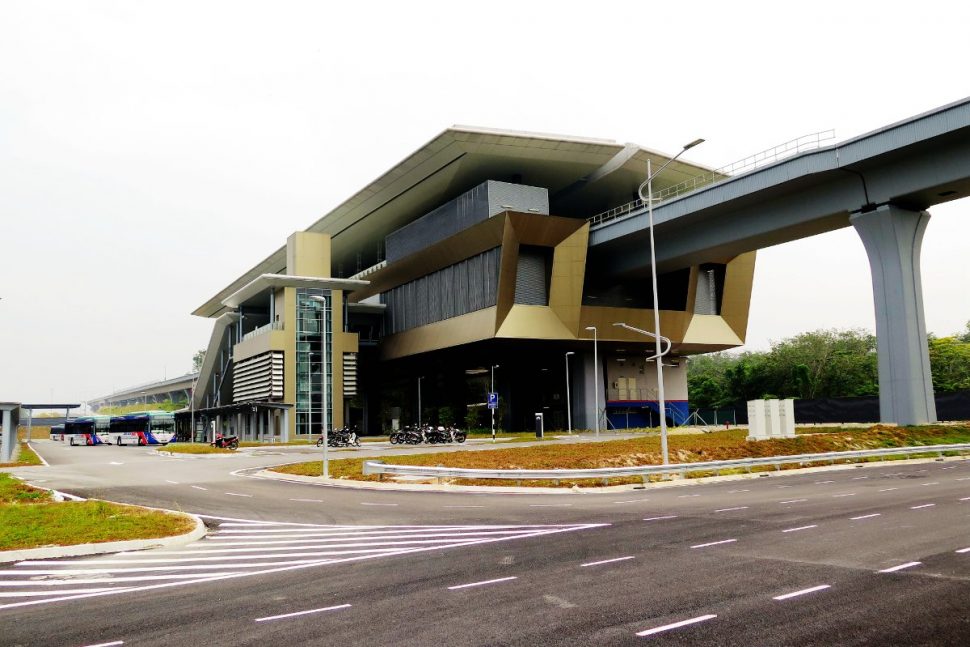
[2, 440, 970, 645]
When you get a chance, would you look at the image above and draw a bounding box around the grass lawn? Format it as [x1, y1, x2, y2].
[0, 443, 43, 468]
[0, 473, 196, 551]
[272, 423, 970, 487]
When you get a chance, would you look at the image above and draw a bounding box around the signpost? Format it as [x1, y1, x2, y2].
[488, 391, 498, 443]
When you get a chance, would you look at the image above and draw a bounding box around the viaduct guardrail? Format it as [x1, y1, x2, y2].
[362, 443, 970, 485]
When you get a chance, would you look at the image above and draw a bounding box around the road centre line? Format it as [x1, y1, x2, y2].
[878, 488, 899, 492]
[779, 499, 808, 504]
[529, 504, 572, 507]
[636, 614, 717, 637]
[921, 482, 940, 486]
[911, 504, 936, 509]
[773, 584, 831, 601]
[782, 525, 818, 533]
[832, 493, 856, 497]
[728, 489, 750, 493]
[612, 500, 644, 504]
[444, 505, 485, 508]
[814, 480, 835, 484]
[80, 641, 124, 647]
[955, 547, 970, 553]
[691, 539, 737, 549]
[255, 604, 351, 622]
[289, 498, 322, 503]
[879, 561, 922, 573]
[360, 502, 398, 507]
[956, 477, 970, 481]
[851, 476, 869, 480]
[164, 480, 179, 484]
[960, 497, 970, 501]
[714, 506, 748, 512]
[190, 486, 208, 491]
[224, 493, 252, 498]
[581, 556, 635, 567]
[448, 576, 517, 590]
[677, 494, 701, 498]
[643, 516, 678, 522]
[850, 513, 881, 520]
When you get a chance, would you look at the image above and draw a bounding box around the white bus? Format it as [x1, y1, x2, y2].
[63, 416, 110, 446]
[105, 411, 176, 446]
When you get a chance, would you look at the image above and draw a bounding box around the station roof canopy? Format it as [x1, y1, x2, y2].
[194, 126, 714, 318]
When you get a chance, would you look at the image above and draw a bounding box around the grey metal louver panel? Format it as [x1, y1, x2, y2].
[386, 247, 500, 334]
[233, 352, 284, 402]
[343, 353, 357, 397]
[514, 247, 548, 305]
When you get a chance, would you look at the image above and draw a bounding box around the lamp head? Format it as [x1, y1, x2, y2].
[565, 351, 575, 356]
[683, 138, 705, 150]
[584, 326, 596, 332]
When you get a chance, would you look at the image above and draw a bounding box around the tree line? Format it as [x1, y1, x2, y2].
[687, 323, 970, 410]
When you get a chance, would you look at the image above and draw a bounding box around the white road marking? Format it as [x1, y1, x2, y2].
[448, 576, 517, 590]
[255, 603, 351, 622]
[224, 493, 252, 498]
[776, 485, 793, 489]
[851, 476, 869, 480]
[941, 466, 956, 470]
[677, 494, 701, 498]
[444, 505, 485, 508]
[636, 614, 717, 637]
[779, 499, 807, 504]
[773, 584, 831, 601]
[728, 489, 750, 493]
[528, 504, 572, 507]
[956, 477, 970, 481]
[164, 480, 179, 484]
[955, 547, 970, 554]
[832, 493, 856, 498]
[612, 500, 644, 504]
[960, 497, 970, 501]
[879, 561, 921, 573]
[782, 525, 818, 533]
[878, 488, 899, 492]
[643, 516, 678, 522]
[814, 480, 835, 484]
[581, 556, 635, 567]
[289, 498, 322, 503]
[911, 504, 936, 509]
[81, 642, 124, 647]
[714, 506, 748, 513]
[850, 513, 881, 520]
[190, 486, 208, 491]
[109, 462, 123, 466]
[359, 502, 398, 507]
[921, 482, 940, 486]
[691, 539, 737, 549]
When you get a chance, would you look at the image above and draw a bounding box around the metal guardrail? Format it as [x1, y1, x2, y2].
[362, 442, 970, 484]
[587, 130, 836, 227]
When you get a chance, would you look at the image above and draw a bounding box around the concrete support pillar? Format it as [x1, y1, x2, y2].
[851, 205, 937, 425]
[281, 409, 290, 443]
[1, 408, 13, 463]
[573, 350, 604, 431]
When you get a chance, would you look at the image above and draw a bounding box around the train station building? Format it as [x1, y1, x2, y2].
[189, 127, 755, 440]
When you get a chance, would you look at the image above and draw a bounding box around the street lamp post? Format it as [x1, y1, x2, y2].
[584, 326, 599, 437]
[613, 322, 673, 463]
[308, 295, 330, 478]
[417, 376, 424, 428]
[490, 364, 499, 443]
[636, 138, 704, 465]
[564, 352, 574, 433]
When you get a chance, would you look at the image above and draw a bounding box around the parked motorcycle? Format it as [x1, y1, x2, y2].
[211, 434, 239, 450]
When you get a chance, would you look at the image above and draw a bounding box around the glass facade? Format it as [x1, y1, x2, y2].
[296, 288, 332, 435]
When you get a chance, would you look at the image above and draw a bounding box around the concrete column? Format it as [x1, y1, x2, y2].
[573, 350, 604, 431]
[1, 408, 13, 463]
[281, 409, 290, 442]
[850, 205, 936, 425]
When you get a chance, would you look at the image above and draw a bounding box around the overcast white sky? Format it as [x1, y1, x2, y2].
[1, 1, 968, 405]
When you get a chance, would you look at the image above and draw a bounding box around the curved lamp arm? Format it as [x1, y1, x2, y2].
[612, 322, 672, 360]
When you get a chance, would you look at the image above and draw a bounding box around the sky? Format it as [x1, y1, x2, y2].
[1, 1, 968, 405]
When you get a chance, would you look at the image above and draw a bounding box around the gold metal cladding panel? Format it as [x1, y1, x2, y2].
[681, 314, 745, 347]
[233, 330, 287, 363]
[286, 232, 332, 277]
[350, 216, 506, 302]
[379, 307, 498, 360]
[494, 219, 520, 330]
[720, 251, 757, 342]
[496, 304, 576, 339]
[547, 224, 589, 336]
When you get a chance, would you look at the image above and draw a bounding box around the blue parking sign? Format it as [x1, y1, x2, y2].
[487, 392, 498, 409]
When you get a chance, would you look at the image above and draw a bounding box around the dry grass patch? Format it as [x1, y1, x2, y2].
[272, 423, 970, 487]
[163, 443, 235, 455]
[0, 443, 43, 468]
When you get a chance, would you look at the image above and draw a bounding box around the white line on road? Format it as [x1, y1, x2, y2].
[878, 488, 899, 492]
[636, 614, 717, 637]
[225, 493, 252, 498]
[580, 556, 635, 567]
[612, 500, 644, 504]
[289, 499, 322, 503]
[359, 503, 398, 507]
[782, 525, 818, 533]
[443, 505, 485, 508]
[773, 584, 831, 601]
[109, 462, 124, 466]
[728, 489, 750, 493]
[190, 486, 208, 491]
[879, 561, 922, 573]
[643, 516, 678, 522]
[714, 506, 748, 513]
[956, 547, 970, 554]
[164, 480, 179, 484]
[815, 480, 835, 484]
[529, 504, 572, 507]
[677, 494, 701, 498]
[852, 476, 869, 480]
[956, 477, 970, 481]
[832, 493, 856, 498]
[448, 576, 517, 590]
[960, 497, 970, 501]
[779, 499, 807, 504]
[921, 482, 940, 486]
[911, 504, 936, 509]
[255, 604, 351, 622]
[81, 642, 124, 647]
[850, 513, 881, 520]
[691, 539, 737, 549]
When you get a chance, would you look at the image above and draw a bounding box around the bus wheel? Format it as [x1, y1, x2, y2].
[116, 437, 122, 446]
[69, 437, 75, 446]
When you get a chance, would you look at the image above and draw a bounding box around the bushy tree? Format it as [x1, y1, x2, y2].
[928, 335, 970, 392]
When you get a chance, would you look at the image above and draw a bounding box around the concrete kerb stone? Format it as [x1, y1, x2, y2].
[250, 454, 968, 495]
[0, 502, 207, 565]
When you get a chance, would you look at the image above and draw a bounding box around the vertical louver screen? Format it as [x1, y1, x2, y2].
[343, 353, 357, 397]
[233, 352, 284, 402]
[514, 246, 550, 305]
